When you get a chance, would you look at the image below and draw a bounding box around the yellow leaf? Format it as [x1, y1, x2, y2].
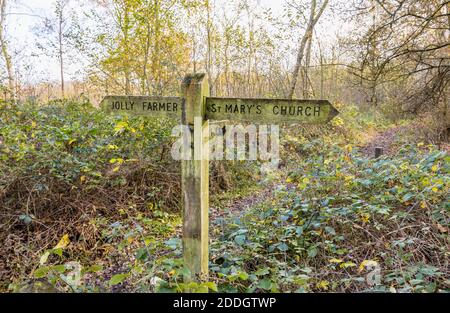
[113, 166, 120, 172]
[360, 213, 370, 224]
[80, 175, 86, 183]
[431, 165, 438, 172]
[331, 117, 344, 127]
[358, 260, 378, 272]
[316, 280, 329, 290]
[344, 144, 353, 153]
[116, 158, 124, 164]
[31, 121, 37, 128]
[344, 175, 354, 182]
[107, 144, 118, 150]
[329, 258, 343, 264]
[432, 187, 438, 193]
[420, 201, 427, 209]
[302, 177, 310, 184]
[114, 121, 128, 133]
[340, 261, 356, 269]
[54, 234, 70, 249]
[68, 139, 77, 145]
[286, 177, 293, 183]
[417, 142, 424, 147]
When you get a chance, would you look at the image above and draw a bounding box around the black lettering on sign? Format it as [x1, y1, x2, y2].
[208, 103, 216, 113]
[142, 102, 179, 112]
[305, 106, 312, 116]
[272, 105, 321, 117]
[314, 106, 320, 116]
[222, 103, 260, 114]
[112, 101, 135, 110]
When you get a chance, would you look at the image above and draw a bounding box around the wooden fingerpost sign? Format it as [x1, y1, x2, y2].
[180, 74, 210, 282]
[100, 73, 339, 286]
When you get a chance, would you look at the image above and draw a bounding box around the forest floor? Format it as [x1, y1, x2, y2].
[360, 125, 411, 157]
[220, 124, 412, 219]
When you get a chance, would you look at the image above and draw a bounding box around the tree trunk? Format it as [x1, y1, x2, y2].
[58, 7, 65, 98]
[0, 0, 15, 101]
[303, 35, 313, 99]
[123, 1, 131, 95]
[288, 0, 328, 99]
[153, 0, 162, 95]
[205, 0, 213, 95]
[142, 16, 151, 95]
[318, 40, 324, 99]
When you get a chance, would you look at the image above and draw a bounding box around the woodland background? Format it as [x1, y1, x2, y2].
[0, 0, 449, 293]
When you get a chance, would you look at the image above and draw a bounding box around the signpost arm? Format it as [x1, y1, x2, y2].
[181, 74, 210, 282]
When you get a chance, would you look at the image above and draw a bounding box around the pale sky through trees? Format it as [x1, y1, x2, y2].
[6, 0, 352, 84]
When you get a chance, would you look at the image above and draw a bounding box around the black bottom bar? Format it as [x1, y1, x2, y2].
[1, 293, 447, 312]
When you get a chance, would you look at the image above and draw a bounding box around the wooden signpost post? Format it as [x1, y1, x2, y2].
[100, 73, 339, 283]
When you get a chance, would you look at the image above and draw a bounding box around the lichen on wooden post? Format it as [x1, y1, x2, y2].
[181, 73, 210, 282]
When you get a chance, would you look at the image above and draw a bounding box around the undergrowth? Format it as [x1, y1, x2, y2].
[1, 101, 448, 293]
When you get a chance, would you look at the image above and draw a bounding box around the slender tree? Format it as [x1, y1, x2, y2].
[288, 0, 328, 99]
[0, 0, 15, 101]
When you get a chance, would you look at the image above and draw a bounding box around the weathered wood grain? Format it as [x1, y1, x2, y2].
[181, 74, 210, 282]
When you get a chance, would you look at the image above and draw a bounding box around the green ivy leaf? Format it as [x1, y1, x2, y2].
[204, 282, 218, 292]
[307, 247, 318, 258]
[258, 278, 272, 290]
[278, 242, 289, 251]
[234, 235, 246, 245]
[254, 267, 270, 276]
[34, 266, 50, 278]
[108, 273, 129, 286]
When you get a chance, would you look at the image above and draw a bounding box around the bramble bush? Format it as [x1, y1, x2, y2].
[0, 100, 253, 290]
